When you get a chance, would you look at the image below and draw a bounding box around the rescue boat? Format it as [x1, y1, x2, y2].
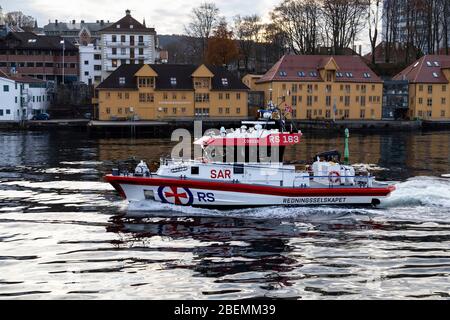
[105, 110, 395, 209]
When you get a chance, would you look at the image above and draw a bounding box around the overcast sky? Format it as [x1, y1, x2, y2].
[1, 0, 372, 53]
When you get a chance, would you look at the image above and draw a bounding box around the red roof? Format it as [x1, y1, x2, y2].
[257, 54, 382, 84]
[393, 55, 450, 84]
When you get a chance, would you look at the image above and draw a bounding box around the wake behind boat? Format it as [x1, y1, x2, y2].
[105, 107, 396, 209]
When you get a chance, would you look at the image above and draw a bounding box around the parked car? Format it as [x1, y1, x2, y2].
[32, 113, 50, 120]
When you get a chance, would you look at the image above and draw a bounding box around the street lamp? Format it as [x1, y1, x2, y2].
[60, 40, 65, 85]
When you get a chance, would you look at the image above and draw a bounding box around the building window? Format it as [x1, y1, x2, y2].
[361, 85, 366, 93]
[427, 98, 433, 107]
[112, 35, 117, 42]
[291, 96, 297, 106]
[170, 77, 177, 86]
[3, 85, 9, 92]
[237, 108, 241, 114]
[442, 85, 447, 92]
[125, 93, 129, 99]
[219, 107, 223, 114]
[307, 96, 313, 106]
[428, 85, 433, 94]
[236, 93, 241, 100]
[314, 96, 318, 102]
[344, 96, 350, 106]
[84, 71, 89, 76]
[112, 59, 118, 67]
[182, 108, 186, 113]
[121, 35, 126, 43]
[441, 110, 446, 117]
[138, 77, 154, 88]
[292, 84, 298, 93]
[119, 77, 126, 85]
[344, 110, 350, 118]
[219, 93, 223, 100]
[0, 109, 3, 116]
[325, 85, 331, 93]
[326, 110, 331, 118]
[195, 93, 210, 102]
[442, 98, 446, 105]
[360, 109, 366, 118]
[307, 85, 313, 93]
[306, 110, 312, 119]
[326, 71, 333, 82]
[84, 60, 89, 65]
[225, 93, 230, 100]
[163, 93, 168, 100]
[418, 98, 423, 105]
[345, 85, 350, 94]
[225, 108, 230, 114]
[360, 96, 366, 107]
[172, 93, 177, 100]
[172, 108, 177, 114]
[326, 96, 331, 107]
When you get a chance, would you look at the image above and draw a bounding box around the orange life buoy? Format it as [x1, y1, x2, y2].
[329, 171, 341, 184]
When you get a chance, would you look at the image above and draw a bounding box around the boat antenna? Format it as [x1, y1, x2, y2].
[344, 128, 350, 165]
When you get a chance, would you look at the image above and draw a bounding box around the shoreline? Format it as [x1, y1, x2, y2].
[1, 119, 449, 137]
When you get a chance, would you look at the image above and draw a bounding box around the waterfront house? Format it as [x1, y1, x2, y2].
[393, 55, 450, 120]
[0, 32, 79, 84]
[99, 10, 157, 81]
[0, 72, 50, 121]
[95, 64, 249, 121]
[245, 55, 384, 120]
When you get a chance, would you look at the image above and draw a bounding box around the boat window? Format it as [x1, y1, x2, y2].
[191, 167, 199, 175]
[233, 164, 244, 174]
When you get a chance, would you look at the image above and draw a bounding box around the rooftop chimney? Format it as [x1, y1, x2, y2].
[126, 9, 131, 16]
[100, 20, 104, 25]
[55, 19, 58, 25]
[72, 20, 75, 24]
[81, 20, 85, 24]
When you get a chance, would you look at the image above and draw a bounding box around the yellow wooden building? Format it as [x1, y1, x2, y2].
[243, 55, 384, 120]
[394, 55, 450, 120]
[95, 64, 249, 121]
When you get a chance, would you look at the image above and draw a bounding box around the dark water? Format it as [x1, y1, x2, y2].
[0, 130, 449, 299]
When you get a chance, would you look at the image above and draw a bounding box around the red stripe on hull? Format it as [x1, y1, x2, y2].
[105, 175, 396, 197]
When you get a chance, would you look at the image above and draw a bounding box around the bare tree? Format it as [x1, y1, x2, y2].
[184, 2, 220, 62]
[5, 11, 35, 30]
[321, 0, 369, 55]
[270, 0, 321, 54]
[234, 14, 262, 72]
[368, 0, 381, 64]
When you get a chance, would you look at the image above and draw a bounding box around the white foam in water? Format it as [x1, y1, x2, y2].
[442, 174, 450, 178]
[380, 176, 450, 208]
[127, 199, 377, 219]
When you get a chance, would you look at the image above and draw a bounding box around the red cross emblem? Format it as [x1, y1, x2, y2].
[158, 186, 194, 206]
[164, 186, 188, 205]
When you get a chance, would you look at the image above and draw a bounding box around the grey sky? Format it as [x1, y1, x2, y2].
[1, 0, 372, 53]
[1, 0, 279, 33]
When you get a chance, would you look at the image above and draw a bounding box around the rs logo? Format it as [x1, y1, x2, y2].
[158, 186, 194, 206]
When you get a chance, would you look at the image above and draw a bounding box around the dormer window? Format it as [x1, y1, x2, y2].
[433, 72, 439, 78]
[336, 72, 343, 78]
[279, 71, 287, 77]
[119, 77, 126, 85]
[434, 61, 440, 67]
[116, 25, 121, 29]
[309, 71, 318, 77]
[363, 72, 371, 78]
[130, 25, 134, 29]
[170, 77, 177, 86]
[297, 71, 305, 77]
[221, 78, 229, 86]
[426, 61, 432, 67]
[28, 39, 37, 43]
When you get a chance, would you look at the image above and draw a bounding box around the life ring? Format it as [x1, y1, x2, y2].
[328, 171, 341, 184]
